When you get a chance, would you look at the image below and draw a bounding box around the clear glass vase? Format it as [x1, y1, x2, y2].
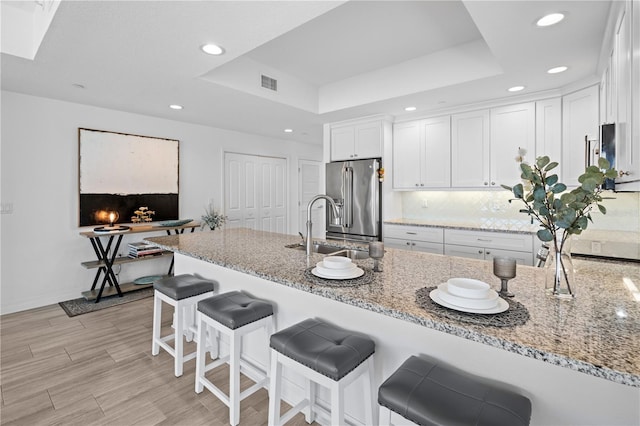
[545, 233, 575, 298]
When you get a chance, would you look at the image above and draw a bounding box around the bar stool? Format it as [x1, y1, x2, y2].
[151, 274, 216, 377]
[195, 291, 275, 426]
[268, 318, 376, 426]
[378, 356, 532, 426]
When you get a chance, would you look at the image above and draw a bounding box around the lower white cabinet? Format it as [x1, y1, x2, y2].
[444, 229, 534, 265]
[383, 225, 444, 255]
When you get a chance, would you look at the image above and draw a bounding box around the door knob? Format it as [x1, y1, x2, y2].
[619, 170, 631, 177]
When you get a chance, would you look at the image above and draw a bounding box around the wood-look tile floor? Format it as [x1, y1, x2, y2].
[0, 297, 313, 425]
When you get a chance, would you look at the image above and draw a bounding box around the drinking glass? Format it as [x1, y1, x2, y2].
[369, 241, 384, 272]
[493, 257, 516, 297]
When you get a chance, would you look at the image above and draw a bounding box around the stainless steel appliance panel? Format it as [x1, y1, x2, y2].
[325, 158, 380, 241]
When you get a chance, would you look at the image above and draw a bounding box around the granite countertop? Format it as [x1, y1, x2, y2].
[146, 228, 640, 387]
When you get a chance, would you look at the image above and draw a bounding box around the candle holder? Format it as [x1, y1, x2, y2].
[493, 257, 516, 297]
[369, 241, 384, 272]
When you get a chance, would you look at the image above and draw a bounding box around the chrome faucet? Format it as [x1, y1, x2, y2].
[306, 195, 341, 257]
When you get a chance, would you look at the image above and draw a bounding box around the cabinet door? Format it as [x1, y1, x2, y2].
[330, 126, 355, 161]
[490, 103, 535, 188]
[392, 121, 422, 189]
[413, 241, 444, 255]
[484, 248, 533, 266]
[615, 3, 633, 181]
[562, 86, 599, 184]
[355, 122, 382, 159]
[384, 237, 412, 251]
[444, 244, 485, 260]
[421, 116, 451, 187]
[535, 98, 562, 165]
[451, 110, 490, 187]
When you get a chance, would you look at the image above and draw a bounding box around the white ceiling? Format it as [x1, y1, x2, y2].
[1, 0, 612, 144]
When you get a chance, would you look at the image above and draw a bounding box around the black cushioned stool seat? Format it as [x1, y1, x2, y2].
[270, 317, 375, 380]
[153, 274, 216, 300]
[151, 274, 216, 378]
[195, 290, 274, 426]
[268, 318, 377, 426]
[378, 356, 532, 426]
[197, 290, 274, 329]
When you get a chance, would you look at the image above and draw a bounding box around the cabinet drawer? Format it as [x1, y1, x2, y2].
[384, 237, 443, 254]
[485, 248, 533, 266]
[444, 229, 532, 252]
[444, 244, 485, 260]
[384, 225, 444, 243]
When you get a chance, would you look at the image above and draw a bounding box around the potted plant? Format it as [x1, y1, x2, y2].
[201, 203, 227, 231]
[502, 153, 616, 298]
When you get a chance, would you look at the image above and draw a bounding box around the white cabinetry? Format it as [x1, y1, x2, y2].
[330, 120, 382, 161]
[535, 98, 562, 163]
[490, 102, 536, 188]
[392, 116, 450, 189]
[384, 225, 444, 254]
[451, 110, 490, 188]
[443, 229, 534, 265]
[561, 85, 599, 184]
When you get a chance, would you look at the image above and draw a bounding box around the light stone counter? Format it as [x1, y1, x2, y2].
[147, 227, 640, 388]
[385, 218, 538, 234]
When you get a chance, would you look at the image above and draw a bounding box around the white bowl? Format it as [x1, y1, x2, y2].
[446, 278, 491, 299]
[314, 263, 359, 278]
[322, 256, 353, 270]
[437, 283, 498, 310]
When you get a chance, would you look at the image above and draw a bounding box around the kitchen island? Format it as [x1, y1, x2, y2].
[147, 228, 640, 426]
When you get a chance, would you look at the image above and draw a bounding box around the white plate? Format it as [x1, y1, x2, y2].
[437, 283, 498, 310]
[446, 278, 491, 299]
[315, 262, 357, 275]
[429, 289, 509, 314]
[321, 256, 353, 270]
[312, 267, 364, 280]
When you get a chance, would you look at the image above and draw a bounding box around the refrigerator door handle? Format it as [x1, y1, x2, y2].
[344, 166, 353, 228]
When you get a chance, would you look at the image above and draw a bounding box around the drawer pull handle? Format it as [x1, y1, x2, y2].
[406, 232, 417, 235]
[477, 238, 491, 242]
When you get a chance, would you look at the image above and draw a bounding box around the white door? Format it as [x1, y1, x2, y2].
[225, 153, 287, 232]
[490, 102, 535, 188]
[330, 126, 355, 161]
[561, 86, 599, 184]
[392, 121, 422, 189]
[422, 115, 451, 188]
[298, 159, 323, 239]
[451, 110, 490, 188]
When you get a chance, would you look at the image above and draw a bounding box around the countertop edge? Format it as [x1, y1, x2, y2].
[384, 219, 537, 235]
[152, 240, 640, 388]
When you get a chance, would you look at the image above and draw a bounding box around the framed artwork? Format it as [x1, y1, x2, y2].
[78, 128, 179, 226]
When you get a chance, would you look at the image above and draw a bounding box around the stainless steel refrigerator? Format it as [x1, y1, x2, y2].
[325, 158, 381, 242]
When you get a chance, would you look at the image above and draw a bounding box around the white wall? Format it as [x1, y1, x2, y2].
[0, 91, 322, 314]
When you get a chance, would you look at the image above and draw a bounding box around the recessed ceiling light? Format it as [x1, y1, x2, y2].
[547, 66, 568, 74]
[536, 13, 565, 27]
[201, 44, 225, 55]
[284, 129, 293, 133]
[404, 106, 417, 112]
[169, 104, 183, 110]
[508, 86, 525, 92]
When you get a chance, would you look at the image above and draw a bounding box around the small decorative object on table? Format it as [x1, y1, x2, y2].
[131, 206, 155, 223]
[93, 210, 130, 232]
[201, 202, 227, 230]
[493, 257, 516, 297]
[503, 150, 616, 299]
[369, 241, 384, 272]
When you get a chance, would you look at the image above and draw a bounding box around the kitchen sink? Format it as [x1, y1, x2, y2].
[285, 243, 369, 259]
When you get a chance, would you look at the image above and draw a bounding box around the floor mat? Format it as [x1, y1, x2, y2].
[59, 287, 154, 317]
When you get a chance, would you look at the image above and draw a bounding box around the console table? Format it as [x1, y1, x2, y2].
[79, 223, 198, 302]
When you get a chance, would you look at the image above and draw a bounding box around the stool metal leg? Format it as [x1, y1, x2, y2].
[268, 351, 282, 426]
[364, 357, 376, 426]
[230, 330, 241, 426]
[195, 312, 207, 394]
[174, 303, 185, 377]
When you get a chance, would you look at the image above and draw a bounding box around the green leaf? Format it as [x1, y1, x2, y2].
[540, 206, 549, 216]
[513, 183, 524, 198]
[598, 204, 607, 214]
[560, 193, 576, 204]
[581, 178, 599, 192]
[546, 174, 558, 186]
[551, 183, 567, 193]
[533, 186, 546, 201]
[544, 162, 559, 171]
[605, 169, 618, 179]
[501, 184, 512, 191]
[576, 216, 588, 230]
[537, 228, 553, 242]
[598, 157, 610, 170]
[536, 156, 550, 169]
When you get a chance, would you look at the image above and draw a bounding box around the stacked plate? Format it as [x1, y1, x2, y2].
[312, 256, 364, 280]
[429, 278, 508, 314]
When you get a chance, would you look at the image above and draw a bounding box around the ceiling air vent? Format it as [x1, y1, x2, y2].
[261, 75, 277, 91]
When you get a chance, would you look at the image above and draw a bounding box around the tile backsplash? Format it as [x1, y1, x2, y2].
[401, 190, 640, 233]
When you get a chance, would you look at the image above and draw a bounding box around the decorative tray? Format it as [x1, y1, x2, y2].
[152, 219, 193, 227]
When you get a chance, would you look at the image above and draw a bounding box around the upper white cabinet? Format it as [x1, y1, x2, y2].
[490, 103, 536, 188]
[330, 120, 382, 161]
[561, 85, 599, 184]
[535, 98, 562, 166]
[451, 110, 490, 188]
[393, 116, 451, 189]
